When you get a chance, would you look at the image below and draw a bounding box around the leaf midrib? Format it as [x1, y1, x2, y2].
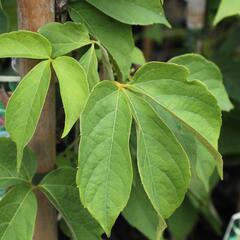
[22, 61, 49, 145]
[123, 91, 160, 214]
[103, 89, 121, 228]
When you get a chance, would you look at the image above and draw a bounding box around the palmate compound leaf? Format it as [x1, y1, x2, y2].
[85, 0, 170, 26]
[79, 44, 100, 91]
[39, 22, 91, 58]
[0, 138, 36, 188]
[69, 1, 134, 79]
[78, 62, 222, 235]
[213, 0, 240, 26]
[52, 56, 89, 138]
[128, 62, 223, 178]
[5, 60, 51, 170]
[123, 90, 191, 218]
[78, 81, 133, 236]
[39, 167, 103, 240]
[0, 31, 51, 59]
[0, 185, 37, 240]
[169, 54, 233, 112]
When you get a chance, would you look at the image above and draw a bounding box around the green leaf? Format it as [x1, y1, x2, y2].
[40, 167, 103, 240]
[79, 44, 100, 91]
[6, 60, 51, 169]
[220, 110, 240, 155]
[123, 179, 166, 240]
[0, 185, 37, 240]
[129, 62, 223, 178]
[0, 138, 36, 188]
[216, 58, 240, 102]
[0, 31, 52, 59]
[194, 142, 216, 191]
[85, 0, 170, 26]
[69, 1, 134, 79]
[147, 101, 216, 192]
[0, 9, 9, 33]
[78, 81, 132, 235]
[56, 145, 77, 168]
[52, 56, 89, 137]
[214, 0, 240, 25]
[39, 22, 91, 58]
[131, 47, 146, 65]
[1, 0, 17, 31]
[124, 90, 190, 218]
[169, 54, 233, 111]
[168, 197, 198, 240]
[98, 45, 114, 81]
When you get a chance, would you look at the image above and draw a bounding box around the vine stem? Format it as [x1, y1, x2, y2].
[17, 1, 58, 240]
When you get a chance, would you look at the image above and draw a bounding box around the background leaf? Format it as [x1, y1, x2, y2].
[6, 60, 51, 169]
[78, 81, 132, 235]
[168, 197, 198, 240]
[123, 176, 166, 240]
[85, 0, 170, 26]
[39, 22, 91, 58]
[79, 44, 100, 90]
[69, 1, 134, 79]
[0, 31, 52, 59]
[0, 138, 36, 188]
[0, 9, 9, 34]
[1, 0, 17, 31]
[40, 167, 103, 240]
[53, 56, 89, 137]
[131, 47, 146, 65]
[0, 185, 37, 240]
[219, 108, 240, 155]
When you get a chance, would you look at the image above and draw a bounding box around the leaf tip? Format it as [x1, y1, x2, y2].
[61, 123, 73, 139]
[61, 130, 68, 139]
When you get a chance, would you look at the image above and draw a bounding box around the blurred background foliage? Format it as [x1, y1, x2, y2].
[0, 0, 240, 239]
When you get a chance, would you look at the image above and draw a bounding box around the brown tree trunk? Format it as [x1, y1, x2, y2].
[17, 1, 58, 239]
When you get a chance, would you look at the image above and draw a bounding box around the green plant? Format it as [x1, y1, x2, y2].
[0, 1, 233, 239]
[214, 0, 240, 26]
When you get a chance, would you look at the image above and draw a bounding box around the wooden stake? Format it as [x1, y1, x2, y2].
[143, 26, 154, 61]
[17, 1, 58, 239]
[187, 0, 206, 30]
